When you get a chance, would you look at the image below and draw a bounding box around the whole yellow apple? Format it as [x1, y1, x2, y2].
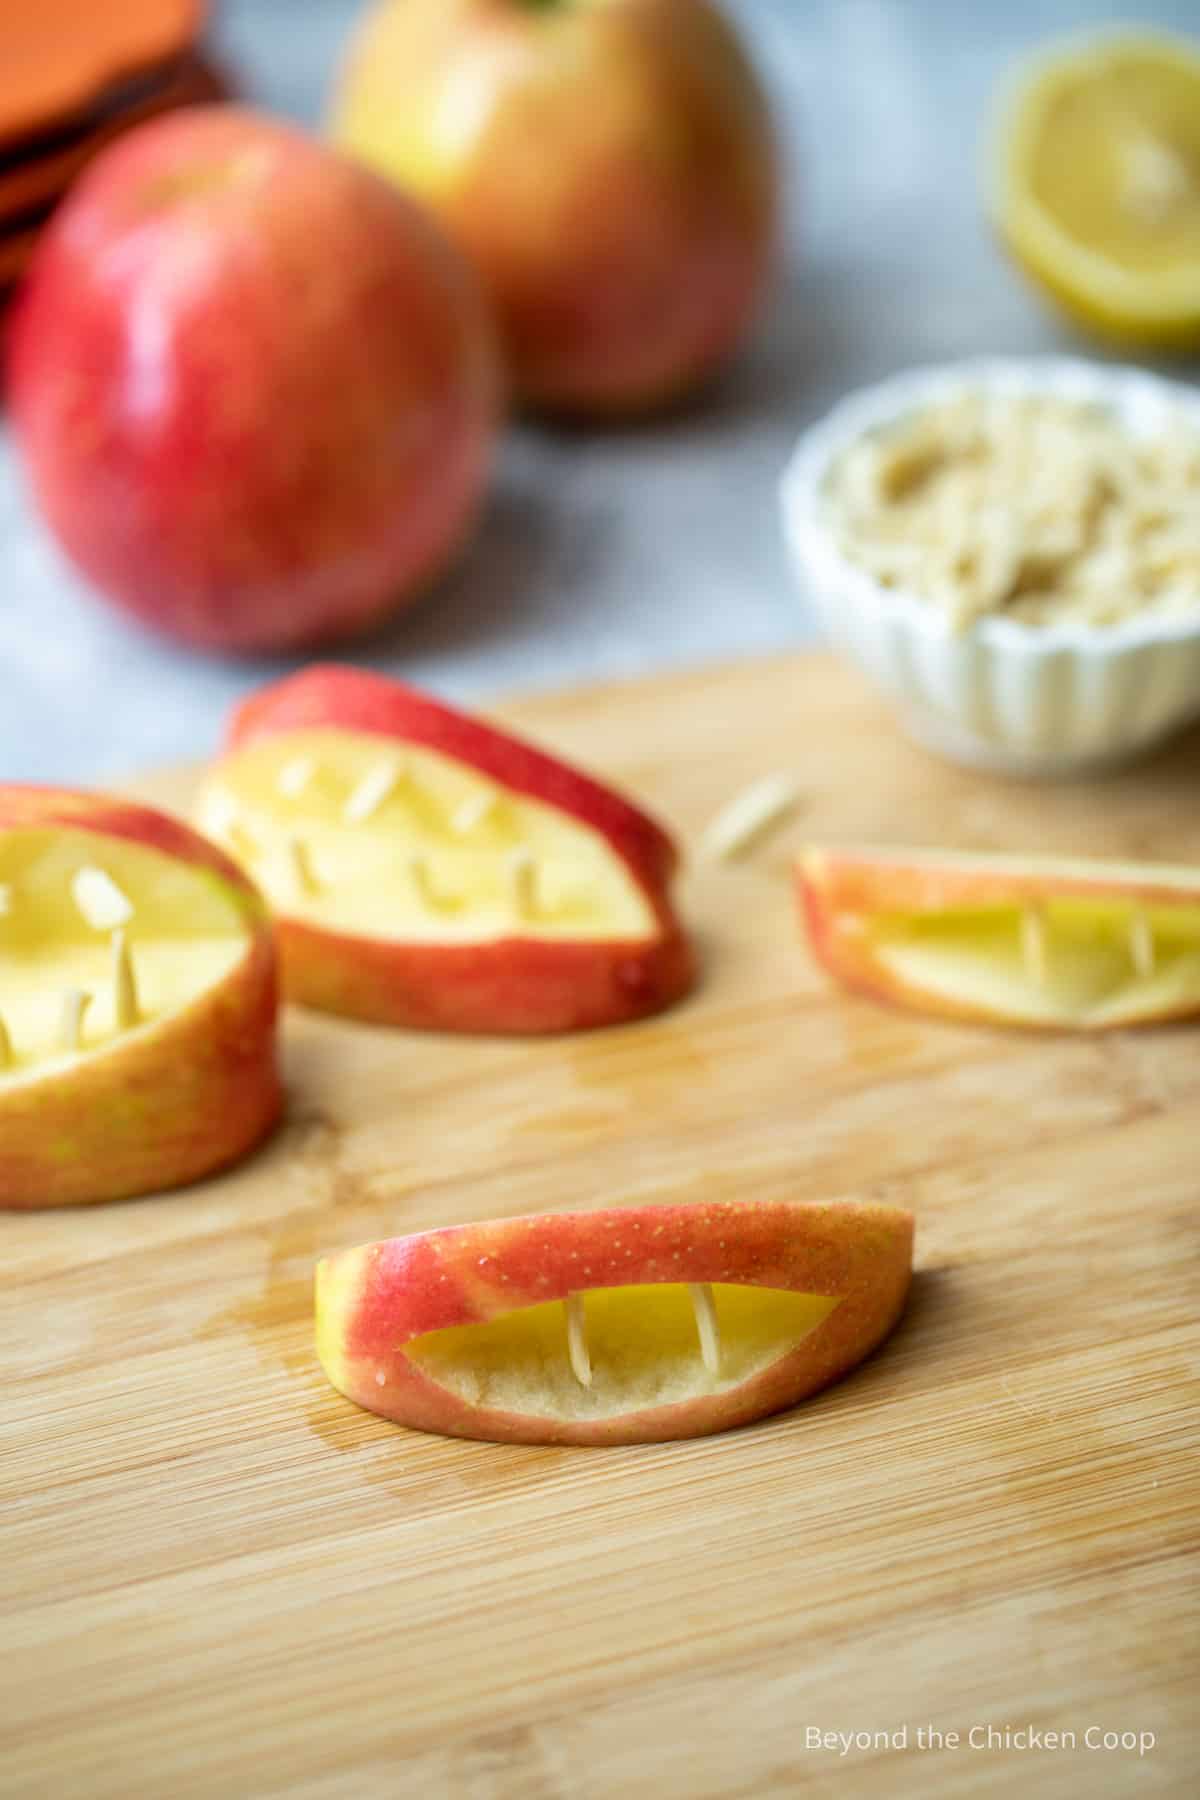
[331, 0, 778, 416]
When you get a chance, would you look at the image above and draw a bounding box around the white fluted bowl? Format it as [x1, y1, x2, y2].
[780, 358, 1200, 777]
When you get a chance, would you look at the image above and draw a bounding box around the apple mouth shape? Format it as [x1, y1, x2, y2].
[197, 728, 660, 945]
[0, 827, 251, 1081]
[802, 849, 1200, 1028]
[316, 1200, 913, 1443]
[403, 1282, 843, 1420]
[866, 902, 1200, 1027]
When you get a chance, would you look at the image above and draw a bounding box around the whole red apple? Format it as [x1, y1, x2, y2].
[7, 107, 502, 654]
[331, 0, 777, 417]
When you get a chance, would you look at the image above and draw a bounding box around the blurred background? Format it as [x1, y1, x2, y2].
[2, 0, 1198, 783]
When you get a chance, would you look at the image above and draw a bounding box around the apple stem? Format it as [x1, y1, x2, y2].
[72, 865, 134, 932]
[689, 1282, 722, 1377]
[1129, 910, 1155, 979]
[112, 928, 140, 1030]
[451, 790, 497, 836]
[507, 848, 538, 920]
[1020, 905, 1047, 987]
[59, 988, 92, 1052]
[344, 758, 405, 825]
[564, 1292, 592, 1388]
[0, 1008, 11, 1069]
[277, 755, 317, 800]
[284, 835, 318, 899]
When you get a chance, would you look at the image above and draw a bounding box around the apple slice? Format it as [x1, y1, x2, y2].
[316, 1199, 914, 1445]
[196, 666, 695, 1033]
[799, 845, 1200, 1030]
[0, 787, 281, 1209]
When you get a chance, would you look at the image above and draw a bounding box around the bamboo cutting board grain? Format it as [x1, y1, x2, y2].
[2, 653, 1198, 1800]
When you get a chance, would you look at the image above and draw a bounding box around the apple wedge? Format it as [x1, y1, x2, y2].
[196, 666, 695, 1033]
[316, 1199, 914, 1445]
[0, 787, 281, 1209]
[799, 845, 1200, 1030]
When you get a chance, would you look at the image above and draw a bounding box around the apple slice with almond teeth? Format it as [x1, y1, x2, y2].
[799, 845, 1200, 1030]
[197, 666, 695, 1034]
[316, 1199, 914, 1446]
[0, 787, 281, 1209]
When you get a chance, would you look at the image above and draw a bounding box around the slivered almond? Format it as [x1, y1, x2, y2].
[506, 847, 538, 919]
[344, 759, 404, 825]
[1129, 910, 1155, 979]
[284, 835, 318, 898]
[564, 1292, 591, 1388]
[59, 988, 92, 1052]
[72, 866, 134, 932]
[701, 774, 800, 862]
[111, 929, 139, 1030]
[1020, 904, 1048, 987]
[451, 790, 497, 835]
[278, 755, 316, 799]
[408, 855, 444, 911]
[688, 1282, 722, 1376]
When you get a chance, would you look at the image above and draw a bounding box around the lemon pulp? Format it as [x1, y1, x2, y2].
[994, 33, 1200, 344]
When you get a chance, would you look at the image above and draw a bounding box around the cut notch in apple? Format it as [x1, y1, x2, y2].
[799, 844, 1200, 1030]
[197, 667, 695, 1033]
[316, 1199, 914, 1445]
[0, 787, 280, 1209]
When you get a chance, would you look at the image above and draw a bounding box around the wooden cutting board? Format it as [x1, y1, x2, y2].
[3, 653, 1198, 1800]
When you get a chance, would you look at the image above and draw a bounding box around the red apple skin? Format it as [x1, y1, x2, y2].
[223, 666, 696, 1033]
[0, 788, 282, 1209]
[6, 107, 502, 655]
[317, 1200, 914, 1446]
[275, 918, 693, 1035]
[331, 0, 777, 417]
[799, 846, 1200, 1030]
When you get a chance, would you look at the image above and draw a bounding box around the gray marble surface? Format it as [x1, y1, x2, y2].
[2, 0, 1196, 782]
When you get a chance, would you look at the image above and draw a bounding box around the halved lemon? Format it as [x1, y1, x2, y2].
[993, 32, 1200, 347]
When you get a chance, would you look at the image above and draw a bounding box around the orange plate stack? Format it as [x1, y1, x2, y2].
[0, 0, 225, 298]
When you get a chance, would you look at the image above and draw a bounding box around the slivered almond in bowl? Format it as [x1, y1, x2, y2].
[827, 388, 1200, 634]
[781, 358, 1200, 775]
